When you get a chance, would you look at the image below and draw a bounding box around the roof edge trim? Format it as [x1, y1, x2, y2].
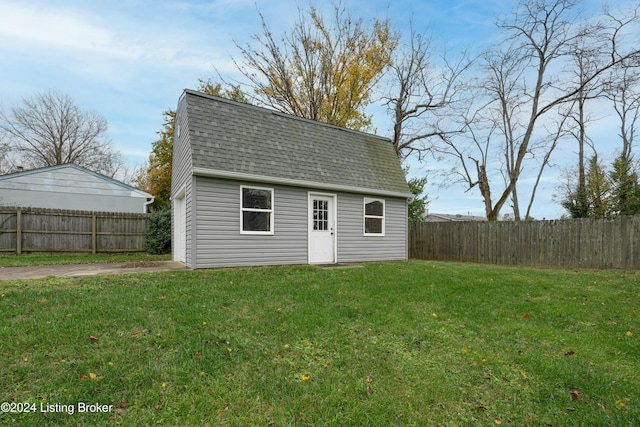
[192, 167, 411, 198]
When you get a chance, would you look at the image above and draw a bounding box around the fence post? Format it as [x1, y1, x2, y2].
[16, 208, 22, 255]
[91, 213, 97, 254]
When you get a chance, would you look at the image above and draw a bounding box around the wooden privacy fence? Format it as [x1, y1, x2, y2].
[0, 206, 150, 254]
[409, 216, 640, 269]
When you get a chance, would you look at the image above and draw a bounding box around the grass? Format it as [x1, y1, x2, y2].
[0, 253, 171, 267]
[0, 261, 638, 426]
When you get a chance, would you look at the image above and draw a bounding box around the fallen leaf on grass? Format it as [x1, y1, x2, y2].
[80, 372, 102, 381]
[522, 313, 530, 318]
[565, 350, 575, 356]
[114, 400, 127, 416]
[88, 335, 98, 342]
[570, 390, 581, 400]
[625, 331, 633, 337]
[194, 351, 202, 360]
[495, 418, 502, 425]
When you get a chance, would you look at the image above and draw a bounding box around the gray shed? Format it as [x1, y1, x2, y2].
[0, 163, 153, 213]
[171, 90, 411, 268]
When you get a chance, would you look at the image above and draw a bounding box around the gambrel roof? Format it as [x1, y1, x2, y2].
[178, 90, 410, 197]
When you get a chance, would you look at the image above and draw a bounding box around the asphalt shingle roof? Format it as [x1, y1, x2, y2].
[181, 90, 410, 196]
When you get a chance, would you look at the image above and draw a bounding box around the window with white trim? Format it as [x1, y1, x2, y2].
[240, 186, 274, 234]
[364, 198, 385, 235]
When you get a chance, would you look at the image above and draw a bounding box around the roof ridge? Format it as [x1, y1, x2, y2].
[182, 89, 392, 143]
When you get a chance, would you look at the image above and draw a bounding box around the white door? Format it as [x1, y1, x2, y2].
[308, 194, 336, 264]
[173, 190, 186, 263]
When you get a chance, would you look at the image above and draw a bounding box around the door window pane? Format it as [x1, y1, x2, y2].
[313, 199, 328, 231]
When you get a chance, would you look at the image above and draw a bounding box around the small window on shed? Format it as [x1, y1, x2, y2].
[364, 198, 385, 235]
[240, 186, 274, 234]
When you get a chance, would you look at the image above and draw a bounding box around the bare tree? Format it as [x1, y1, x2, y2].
[604, 5, 640, 162]
[0, 135, 15, 174]
[430, 0, 640, 220]
[523, 105, 573, 219]
[606, 63, 640, 162]
[550, 29, 607, 218]
[383, 28, 470, 160]
[0, 89, 122, 177]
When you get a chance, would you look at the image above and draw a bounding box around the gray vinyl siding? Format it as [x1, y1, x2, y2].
[0, 165, 151, 213]
[185, 178, 194, 267]
[0, 188, 145, 213]
[336, 194, 408, 262]
[172, 96, 193, 196]
[190, 176, 407, 268]
[172, 96, 194, 267]
[193, 176, 308, 268]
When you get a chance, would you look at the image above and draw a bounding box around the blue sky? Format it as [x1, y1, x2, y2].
[0, 0, 632, 219]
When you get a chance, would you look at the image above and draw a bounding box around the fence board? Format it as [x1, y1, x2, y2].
[409, 216, 640, 269]
[0, 206, 150, 254]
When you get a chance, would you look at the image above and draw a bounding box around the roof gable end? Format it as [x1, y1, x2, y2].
[0, 164, 152, 198]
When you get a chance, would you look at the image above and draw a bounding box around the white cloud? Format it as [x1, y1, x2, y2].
[0, 1, 234, 72]
[1, 3, 132, 59]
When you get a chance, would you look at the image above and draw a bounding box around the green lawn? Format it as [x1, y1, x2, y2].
[0, 253, 171, 267]
[0, 261, 637, 426]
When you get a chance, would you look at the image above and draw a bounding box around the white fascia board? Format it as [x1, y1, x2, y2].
[129, 189, 154, 198]
[192, 167, 412, 199]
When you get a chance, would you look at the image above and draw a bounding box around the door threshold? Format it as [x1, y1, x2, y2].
[314, 263, 362, 269]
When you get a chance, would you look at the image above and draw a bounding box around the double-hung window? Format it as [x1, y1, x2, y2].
[364, 198, 385, 235]
[240, 186, 274, 234]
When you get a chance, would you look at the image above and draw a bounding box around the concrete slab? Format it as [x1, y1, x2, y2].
[0, 261, 186, 281]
